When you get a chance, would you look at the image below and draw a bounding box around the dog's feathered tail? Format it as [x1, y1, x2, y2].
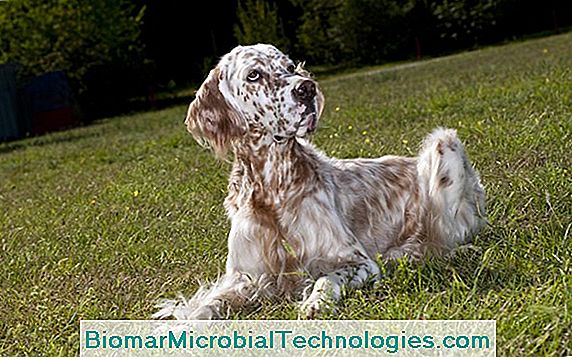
[417, 128, 486, 253]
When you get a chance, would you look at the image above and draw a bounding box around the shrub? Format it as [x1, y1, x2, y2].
[0, 0, 146, 92]
[234, 0, 290, 50]
[293, 0, 345, 64]
[293, 0, 412, 65]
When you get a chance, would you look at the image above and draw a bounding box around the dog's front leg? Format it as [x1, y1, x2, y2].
[186, 271, 258, 319]
[153, 271, 258, 320]
[300, 259, 380, 319]
[154, 214, 269, 320]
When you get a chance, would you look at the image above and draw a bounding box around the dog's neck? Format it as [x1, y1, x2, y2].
[232, 135, 320, 201]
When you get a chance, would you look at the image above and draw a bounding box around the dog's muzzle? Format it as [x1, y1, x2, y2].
[292, 80, 316, 103]
[292, 80, 319, 132]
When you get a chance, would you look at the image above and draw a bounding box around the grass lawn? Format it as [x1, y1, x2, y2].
[1, 32, 571, 356]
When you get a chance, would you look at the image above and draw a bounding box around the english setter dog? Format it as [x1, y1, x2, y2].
[154, 44, 486, 320]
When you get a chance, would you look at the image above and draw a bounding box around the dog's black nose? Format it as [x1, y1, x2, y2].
[293, 80, 316, 102]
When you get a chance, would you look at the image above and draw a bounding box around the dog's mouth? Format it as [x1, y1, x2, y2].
[298, 103, 318, 133]
[305, 112, 318, 132]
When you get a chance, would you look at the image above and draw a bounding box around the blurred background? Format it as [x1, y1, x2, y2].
[1, 0, 571, 141]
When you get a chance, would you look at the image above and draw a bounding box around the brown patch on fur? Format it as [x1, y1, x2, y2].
[251, 189, 304, 295]
[185, 68, 245, 158]
[395, 189, 422, 248]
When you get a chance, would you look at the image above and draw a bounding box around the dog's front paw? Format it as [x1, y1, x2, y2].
[153, 296, 219, 320]
[300, 278, 337, 319]
[300, 294, 327, 319]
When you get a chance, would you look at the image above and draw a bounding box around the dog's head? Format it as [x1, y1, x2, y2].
[185, 44, 324, 158]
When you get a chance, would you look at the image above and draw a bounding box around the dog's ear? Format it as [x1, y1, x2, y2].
[185, 67, 245, 159]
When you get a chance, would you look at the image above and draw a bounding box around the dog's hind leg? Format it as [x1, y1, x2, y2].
[417, 128, 486, 253]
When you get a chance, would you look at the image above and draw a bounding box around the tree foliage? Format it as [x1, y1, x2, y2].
[431, 0, 500, 45]
[234, 0, 289, 50]
[288, 0, 570, 66]
[292, 0, 414, 65]
[293, 0, 345, 64]
[337, 0, 413, 63]
[0, 0, 145, 90]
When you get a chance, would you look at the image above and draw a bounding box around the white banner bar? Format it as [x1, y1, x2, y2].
[80, 320, 495, 356]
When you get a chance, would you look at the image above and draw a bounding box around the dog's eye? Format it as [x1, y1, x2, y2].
[287, 64, 296, 73]
[247, 70, 261, 82]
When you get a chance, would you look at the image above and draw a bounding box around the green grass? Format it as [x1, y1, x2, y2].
[1, 32, 571, 356]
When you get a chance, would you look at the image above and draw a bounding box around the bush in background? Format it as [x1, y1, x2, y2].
[0, 0, 150, 119]
[288, 0, 571, 66]
[234, 0, 290, 51]
[0, 0, 145, 90]
[338, 0, 413, 64]
[290, 0, 345, 64]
